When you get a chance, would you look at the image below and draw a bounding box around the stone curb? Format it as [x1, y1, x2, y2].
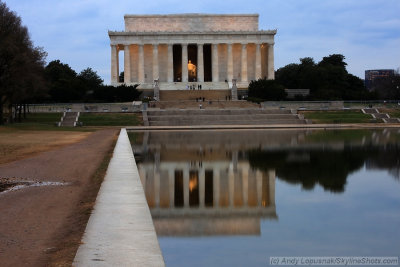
[73, 128, 165, 267]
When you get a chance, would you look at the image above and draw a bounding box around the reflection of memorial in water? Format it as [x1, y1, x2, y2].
[133, 129, 324, 236]
[132, 129, 400, 236]
[137, 146, 277, 236]
[138, 156, 276, 236]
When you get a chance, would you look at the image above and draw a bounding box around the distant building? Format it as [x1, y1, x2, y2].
[365, 69, 395, 90]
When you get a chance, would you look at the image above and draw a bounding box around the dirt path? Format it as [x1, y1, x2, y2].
[0, 130, 91, 165]
[0, 129, 118, 266]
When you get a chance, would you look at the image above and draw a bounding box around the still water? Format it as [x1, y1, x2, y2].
[129, 129, 400, 267]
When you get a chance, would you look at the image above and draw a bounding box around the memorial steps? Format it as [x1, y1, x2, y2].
[146, 107, 307, 126]
[362, 108, 400, 123]
[152, 100, 258, 109]
[60, 112, 79, 127]
[159, 82, 230, 90]
[159, 89, 231, 101]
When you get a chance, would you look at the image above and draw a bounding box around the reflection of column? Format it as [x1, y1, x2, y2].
[234, 169, 243, 206]
[227, 43, 233, 82]
[167, 44, 173, 82]
[182, 44, 188, 82]
[267, 43, 275, 79]
[229, 168, 234, 207]
[154, 170, 160, 208]
[255, 43, 261, 80]
[124, 45, 131, 83]
[197, 44, 204, 82]
[169, 169, 174, 208]
[160, 170, 171, 208]
[247, 168, 257, 206]
[138, 166, 146, 189]
[152, 44, 159, 80]
[242, 165, 249, 206]
[269, 169, 276, 205]
[212, 43, 219, 82]
[262, 172, 269, 207]
[256, 170, 263, 206]
[138, 44, 144, 83]
[219, 170, 229, 207]
[183, 169, 189, 207]
[214, 169, 220, 207]
[145, 172, 155, 208]
[241, 43, 247, 82]
[155, 150, 160, 172]
[111, 45, 119, 84]
[232, 151, 238, 172]
[199, 168, 205, 207]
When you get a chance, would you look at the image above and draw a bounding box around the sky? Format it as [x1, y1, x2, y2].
[3, 0, 400, 84]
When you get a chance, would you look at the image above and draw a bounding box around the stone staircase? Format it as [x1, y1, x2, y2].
[137, 82, 230, 91]
[150, 100, 259, 110]
[159, 82, 229, 90]
[159, 89, 231, 101]
[146, 109, 307, 126]
[362, 108, 400, 123]
[59, 112, 79, 127]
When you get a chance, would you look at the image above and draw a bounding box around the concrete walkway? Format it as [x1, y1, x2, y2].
[73, 129, 164, 267]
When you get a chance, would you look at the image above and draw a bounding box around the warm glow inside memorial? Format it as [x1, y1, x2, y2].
[109, 14, 276, 100]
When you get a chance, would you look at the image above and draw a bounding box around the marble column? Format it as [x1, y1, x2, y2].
[182, 44, 188, 82]
[152, 44, 159, 80]
[197, 44, 204, 82]
[111, 45, 119, 84]
[241, 43, 248, 82]
[212, 43, 219, 82]
[255, 43, 261, 80]
[138, 44, 144, 83]
[267, 43, 275, 79]
[227, 43, 233, 82]
[167, 44, 173, 82]
[124, 45, 131, 84]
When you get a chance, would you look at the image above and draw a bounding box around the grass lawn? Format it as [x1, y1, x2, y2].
[79, 112, 142, 126]
[1, 113, 94, 132]
[301, 110, 372, 124]
[22, 112, 62, 124]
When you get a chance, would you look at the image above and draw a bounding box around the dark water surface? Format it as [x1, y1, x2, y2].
[129, 129, 400, 267]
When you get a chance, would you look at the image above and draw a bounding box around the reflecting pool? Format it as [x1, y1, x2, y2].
[129, 129, 400, 267]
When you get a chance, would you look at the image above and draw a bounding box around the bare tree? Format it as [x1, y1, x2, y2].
[0, 2, 47, 124]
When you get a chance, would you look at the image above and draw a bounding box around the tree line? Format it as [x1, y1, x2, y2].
[0, 1, 140, 124]
[44, 60, 140, 103]
[1, 2, 47, 124]
[249, 54, 378, 101]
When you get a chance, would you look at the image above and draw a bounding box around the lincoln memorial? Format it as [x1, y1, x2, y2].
[109, 14, 276, 100]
